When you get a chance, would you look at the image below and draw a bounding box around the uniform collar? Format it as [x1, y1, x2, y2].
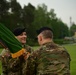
[42, 41, 54, 46]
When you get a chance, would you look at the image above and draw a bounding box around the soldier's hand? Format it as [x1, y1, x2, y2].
[23, 52, 30, 60]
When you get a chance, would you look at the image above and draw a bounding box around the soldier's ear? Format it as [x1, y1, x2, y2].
[39, 35, 42, 41]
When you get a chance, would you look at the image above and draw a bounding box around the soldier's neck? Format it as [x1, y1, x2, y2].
[41, 39, 53, 45]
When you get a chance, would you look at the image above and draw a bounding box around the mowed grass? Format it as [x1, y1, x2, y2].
[63, 44, 76, 75]
[0, 48, 2, 74]
[0, 44, 76, 75]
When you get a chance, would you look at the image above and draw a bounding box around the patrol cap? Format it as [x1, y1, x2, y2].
[36, 27, 53, 35]
[13, 27, 26, 36]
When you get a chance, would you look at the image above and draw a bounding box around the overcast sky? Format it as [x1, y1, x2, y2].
[17, 0, 76, 27]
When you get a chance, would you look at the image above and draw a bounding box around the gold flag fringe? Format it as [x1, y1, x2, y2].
[11, 48, 26, 58]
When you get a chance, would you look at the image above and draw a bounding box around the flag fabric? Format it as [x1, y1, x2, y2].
[0, 23, 26, 58]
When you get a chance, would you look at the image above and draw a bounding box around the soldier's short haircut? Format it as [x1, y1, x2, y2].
[41, 30, 53, 39]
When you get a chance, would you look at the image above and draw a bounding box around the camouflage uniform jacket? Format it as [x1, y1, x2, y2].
[0, 44, 33, 75]
[26, 42, 71, 75]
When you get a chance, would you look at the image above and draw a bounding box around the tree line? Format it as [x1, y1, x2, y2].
[0, 0, 76, 45]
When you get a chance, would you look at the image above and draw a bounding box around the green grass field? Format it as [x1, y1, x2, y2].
[63, 44, 76, 75]
[0, 44, 76, 75]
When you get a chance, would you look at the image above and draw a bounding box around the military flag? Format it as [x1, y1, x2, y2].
[0, 23, 27, 58]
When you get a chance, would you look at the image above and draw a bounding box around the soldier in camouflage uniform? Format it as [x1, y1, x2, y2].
[25, 27, 71, 75]
[0, 27, 33, 75]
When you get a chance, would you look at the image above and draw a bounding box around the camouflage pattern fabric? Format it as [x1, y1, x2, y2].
[0, 44, 33, 75]
[25, 42, 71, 75]
[22, 45, 34, 75]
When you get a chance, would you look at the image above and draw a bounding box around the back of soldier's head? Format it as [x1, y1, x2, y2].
[37, 27, 53, 39]
[41, 30, 53, 39]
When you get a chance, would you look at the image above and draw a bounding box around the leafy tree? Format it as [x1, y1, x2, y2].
[8, 0, 22, 30]
[22, 3, 35, 38]
[49, 15, 69, 39]
[48, 9, 56, 20]
[0, 0, 9, 24]
[22, 3, 35, 27]
[32, 4, 69, 39]
[0, 0, 70, 44]
[33, 4, 49, 28]
[57, 20, 69, 38]
[70, 23, 76, 36]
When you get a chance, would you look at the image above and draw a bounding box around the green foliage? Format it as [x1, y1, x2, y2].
[0, 0, 75, 42]
[0, 0, 9, 17]
[70, 23, 76, 36]
[0, 0, 9, 27]
[22, 3, 36, 39]
[54, 39, 74, 44]
[54, 39, 64, 44]
[27, 38, 39, 46]
[9, 0, 23, 30]
[63, 40, 74, 44]
[51, 19, 69, 39]
[0, 61, 2, 75]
